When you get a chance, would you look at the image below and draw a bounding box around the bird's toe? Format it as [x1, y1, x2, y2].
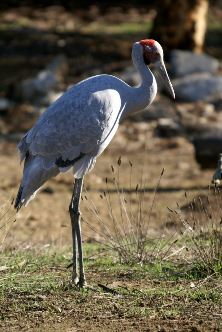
[77, 278, 87, 288]
[72, 276, 79, 285]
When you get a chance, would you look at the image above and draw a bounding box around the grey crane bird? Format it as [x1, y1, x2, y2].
[15, 39, 175, 287]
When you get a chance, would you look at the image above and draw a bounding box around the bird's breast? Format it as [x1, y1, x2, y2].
[86, 89, 125, 155]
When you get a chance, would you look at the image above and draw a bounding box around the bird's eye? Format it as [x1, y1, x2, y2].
[145, 45, 152, 52]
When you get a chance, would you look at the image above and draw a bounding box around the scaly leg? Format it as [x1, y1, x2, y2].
[69, 177, 86, 287]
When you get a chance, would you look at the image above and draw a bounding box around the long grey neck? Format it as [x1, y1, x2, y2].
[123, 43, 157, 116]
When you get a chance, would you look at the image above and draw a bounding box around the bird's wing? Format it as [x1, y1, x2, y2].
[22, 86, 122, 163]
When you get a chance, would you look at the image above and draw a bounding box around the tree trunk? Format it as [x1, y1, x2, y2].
[151, 0, 209, 53]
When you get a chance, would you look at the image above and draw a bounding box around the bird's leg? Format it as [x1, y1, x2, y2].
[69, 193, 78, 285]
[69, 177, 86, 287]
[69, 188, 78, 284]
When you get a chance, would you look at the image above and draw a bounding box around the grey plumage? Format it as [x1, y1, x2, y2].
[15, 41, 175, 209]
[14, 40, 175, 286]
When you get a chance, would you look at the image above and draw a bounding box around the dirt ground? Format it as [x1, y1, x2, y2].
[0, 121, 214, 247]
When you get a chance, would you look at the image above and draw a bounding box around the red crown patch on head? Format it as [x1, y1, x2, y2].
[139, 39, 155, 47]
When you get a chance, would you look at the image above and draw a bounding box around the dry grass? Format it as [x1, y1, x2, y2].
[167, 189, 222, 277]
[82, 160, 222, 282]
[82, 161, 178, 264]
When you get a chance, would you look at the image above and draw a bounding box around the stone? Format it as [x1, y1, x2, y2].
[173, 73, 222, 102]
[192, 130, 222, 169]
[18, 70, 57, 103]
[155, 118, 183, 138]
[46, 55, 68, 81]
[14, 55, 68, 106]
[0, 98, 13, 112]
[170, 50, 219, 78]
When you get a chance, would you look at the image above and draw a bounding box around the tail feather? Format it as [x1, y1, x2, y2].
[14, 185, 24, 211]
[14, 155, 60, 211]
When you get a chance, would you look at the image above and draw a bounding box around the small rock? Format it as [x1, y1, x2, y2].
[176, 102, 219, 135]
[17, 70, 57, 103]
[14, 55, 68, 106]
[155, 118, 183, 138]
[170, 50, 219, 78]
[201, 103, 215, 117]
[173, 73, 222, 102]
[193, 130, 222, 169]
[46, 55, 68, 81]
[0, 98, 14, 112]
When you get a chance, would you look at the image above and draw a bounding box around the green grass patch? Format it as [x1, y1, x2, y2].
[0, 245, 221, 330]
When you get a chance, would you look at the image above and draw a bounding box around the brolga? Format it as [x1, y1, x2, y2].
[15, 39, 175, 287]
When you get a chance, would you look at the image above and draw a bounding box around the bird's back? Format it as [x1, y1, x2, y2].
[26, 74, 129, 155]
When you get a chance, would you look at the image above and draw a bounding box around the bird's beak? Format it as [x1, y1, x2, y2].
[156, 59, 175, 99]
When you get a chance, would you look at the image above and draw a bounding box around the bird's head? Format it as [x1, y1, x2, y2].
[139, 39, 175, 99]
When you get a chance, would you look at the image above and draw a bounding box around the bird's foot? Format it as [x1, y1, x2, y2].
[71, 275, 87, 288]
[77, 277, 87, 288]
[72, 276, 80, 285]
